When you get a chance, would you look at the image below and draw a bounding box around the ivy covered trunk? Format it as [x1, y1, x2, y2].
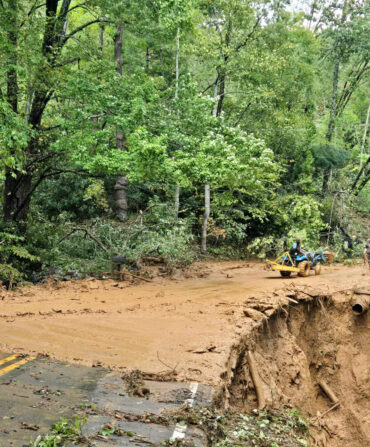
[114, 176, 129, 222]
[2, 0, 32, 222]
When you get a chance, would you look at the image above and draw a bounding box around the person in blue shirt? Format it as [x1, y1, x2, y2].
[364, 242, 370, 269]
[289, 239, 303, 265]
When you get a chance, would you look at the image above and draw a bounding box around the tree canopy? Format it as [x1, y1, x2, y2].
[0, 0, 369, 282]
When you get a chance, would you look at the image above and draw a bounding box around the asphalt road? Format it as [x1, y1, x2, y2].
[0, 353, 211, 446]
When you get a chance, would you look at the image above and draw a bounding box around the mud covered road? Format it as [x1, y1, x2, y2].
[0, 261, 369, 446]
[0, 262, 367, 385]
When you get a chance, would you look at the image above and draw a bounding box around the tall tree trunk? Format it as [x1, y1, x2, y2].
[173, 28, 181, 218]
[175, 27, 180, 99]
[327, 0, 348, 143]
[216, 16, 232, 117]
[3, 0, 30, 222]
[351, 155, 370, 191]
[113, 24, 129, 221]
[212, 80, 218, 117]
[6, 0, 18, 114]
[99, 25, 104, 52]
[322, 169, 331, 194]
[3, 0, 101, 222]
[360, 103, 370, 169]
[146, 46, 150, 72]
[216, 57, 228, 116]
[174, 185, 180, 222]
[327, 58, 340, 142]
[201, 184, 210, 254]
[3, 172, 33, 221]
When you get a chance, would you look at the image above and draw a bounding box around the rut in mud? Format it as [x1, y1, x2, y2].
[220, 293, 370, 447]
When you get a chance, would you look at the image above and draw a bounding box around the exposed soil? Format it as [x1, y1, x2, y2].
[223, 290, 370, 447]
[0, 261, 369, 446]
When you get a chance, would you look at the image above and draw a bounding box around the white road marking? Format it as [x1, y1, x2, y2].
[171, 381, 199, 440]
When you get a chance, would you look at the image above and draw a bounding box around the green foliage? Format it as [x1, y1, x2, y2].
[246, 195, 325, 258]
[172, 407, 310, 447]
[352, 185, 370, 216]
[311, 144, 349, 172]
[28, 204, 195, 276]
[30, 417, 85, 447]
[0, 0, 368, 277]
[83, 179, 109, 211]
[0, 100, 28, 178]
[33, 174, 107, 220]
[0, 229, 37, 285]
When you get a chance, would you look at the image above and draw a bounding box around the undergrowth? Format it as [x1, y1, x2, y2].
[30, 417, 86, 446]
[0, 229, 38, 286]
[170, 407, 311, 447]
[29, 407, 311, 446]
[26, 205, 196, 279]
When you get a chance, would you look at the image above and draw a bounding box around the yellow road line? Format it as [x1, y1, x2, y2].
[0, 354, 20, 366]
[0, 356, 35, 377]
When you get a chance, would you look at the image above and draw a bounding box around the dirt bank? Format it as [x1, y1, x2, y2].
[222, 288, 370, 447]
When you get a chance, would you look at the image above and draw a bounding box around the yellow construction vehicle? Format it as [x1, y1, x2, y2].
[266, 249, 325, 278]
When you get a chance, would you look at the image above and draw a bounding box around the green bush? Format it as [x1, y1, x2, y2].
[26, 203, 196, 276]
[0, 229, 37, 285]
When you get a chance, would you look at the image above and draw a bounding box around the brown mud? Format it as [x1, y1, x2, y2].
[221, 287, 370, 447]
[0, 261, 369, 446]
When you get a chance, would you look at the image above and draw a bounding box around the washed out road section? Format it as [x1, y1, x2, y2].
[0, 262, 367, 385]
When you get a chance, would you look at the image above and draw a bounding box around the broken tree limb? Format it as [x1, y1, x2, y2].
[286, 297, 299, 305]
[318, 380, 339, 405]
[123, 270, 153, 283]
[58, 227, 109, 253]
[247, 350, 265, 410]
[353, 287, 370, 296]
[312, 402, 340, 424]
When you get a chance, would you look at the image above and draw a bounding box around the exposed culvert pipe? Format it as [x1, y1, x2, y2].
[351, 296, 369, 315]
[318, 380, 339, 405]
[351, 288, 370, 315]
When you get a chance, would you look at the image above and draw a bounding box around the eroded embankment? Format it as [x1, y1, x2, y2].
[218, 287, 370, 447]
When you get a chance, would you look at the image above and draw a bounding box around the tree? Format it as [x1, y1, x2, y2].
[1, 0, 110, 222]
[320, 0, 370, 142]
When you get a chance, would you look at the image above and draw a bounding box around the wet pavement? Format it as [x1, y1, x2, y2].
[0, 353, 212, 446]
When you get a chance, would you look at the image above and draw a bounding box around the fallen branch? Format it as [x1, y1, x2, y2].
[247, 350, 265, 410]
[331, 288, 354, 294]
[286, 297, 299, 305]
[142, 256, 165, 264]
[156, 351, 178, 374]
[124, 271, 153, 283]
[354, 287, 370, 296]
[58, 227, 108, 253]
[312, 401, 340, 424]
[293, 287, 323, 298]
[224, 264, 248, 270]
